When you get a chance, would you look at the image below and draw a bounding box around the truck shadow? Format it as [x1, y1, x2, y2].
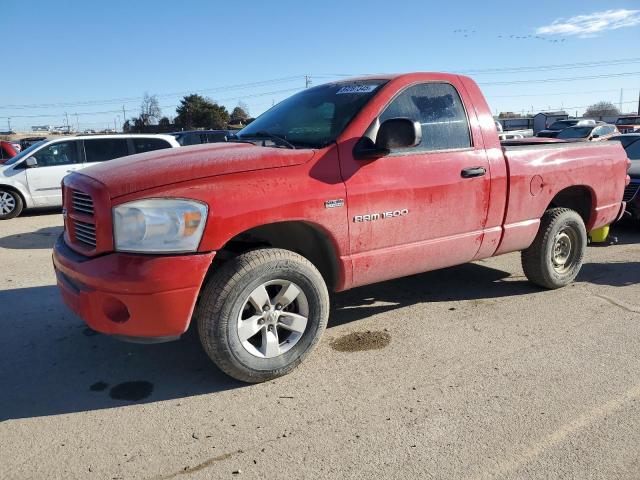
[578, 261, 640, 287]
[0, 285, 243, 421]
[0, 226, 63, 249]
[2, 259, 637, 420]
[329, 262, 537, 328]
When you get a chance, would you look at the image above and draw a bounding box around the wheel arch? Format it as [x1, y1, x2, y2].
[209, 220, 342, 290]
[0, 184, 29, 209]
[546, 185, 595, 229]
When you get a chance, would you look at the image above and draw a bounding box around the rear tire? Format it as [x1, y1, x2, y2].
[0, 189, 23, 220]
[196, 248, 329, 383]
[521, 208, 587, 289]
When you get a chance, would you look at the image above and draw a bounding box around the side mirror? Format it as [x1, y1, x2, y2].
[354, 118, 422, 160]
[25, 157, 38, 168]
[376, 118, 422, 150]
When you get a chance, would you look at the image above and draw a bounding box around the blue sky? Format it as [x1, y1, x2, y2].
[2, 0, 639, 131]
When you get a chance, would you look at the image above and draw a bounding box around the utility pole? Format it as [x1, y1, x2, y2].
[122, 105, 127, 123]
[74, 113, 79, 132]
[637, 89, 640, 115]
[114, 118, 117, 131]
[304, 75, 312, 89]
[7, 117, 11, 131]
[619, 88, 624, 113]
[64, 112, 70, 132]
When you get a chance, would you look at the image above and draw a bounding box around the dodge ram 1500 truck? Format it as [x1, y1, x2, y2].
[53, 73, 630, 382]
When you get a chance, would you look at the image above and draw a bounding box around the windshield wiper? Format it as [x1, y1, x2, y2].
[239, 131, 296, 149]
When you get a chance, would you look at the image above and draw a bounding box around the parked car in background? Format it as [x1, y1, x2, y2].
[615, 116, 640, 134]
[0, 141, 18, 164]
[0, 134, 180, 219]
[20, 136, 47, 151]
[171, 130, 232, 146]
[609, 133, 640, 221]
[556, 123, 618, 142]
[537, 119, 596, 138]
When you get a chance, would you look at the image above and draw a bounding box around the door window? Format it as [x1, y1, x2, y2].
[206, 132, 228, 143]
[32, 141, 81, 167]
[133, 138, 172, 153]
[84, 139, 129, 162]
[181, 133, 201, 146]
[380, 82, 471, 152]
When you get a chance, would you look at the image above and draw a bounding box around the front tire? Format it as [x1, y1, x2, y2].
[196, 248, 329, 383]
[521, 208, 587, 289]
[0, 189, 23, 220]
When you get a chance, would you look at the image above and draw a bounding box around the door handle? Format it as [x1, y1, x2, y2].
[461, 167, 486, 178]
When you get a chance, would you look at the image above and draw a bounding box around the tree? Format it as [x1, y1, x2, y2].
[122, 119, 132, 133]
[158, 116, 171, 127]
[140, 93, 162, 126]
[175, 94, 229, 129]
[230, 102, 250, 123]
[585, 101, 620, 118]
[498, 112, 519, 119]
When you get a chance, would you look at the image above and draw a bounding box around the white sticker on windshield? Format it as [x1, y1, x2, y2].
[336, 85, 377, 94]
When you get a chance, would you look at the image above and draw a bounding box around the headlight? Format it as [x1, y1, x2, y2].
[113, 199, 208, 253]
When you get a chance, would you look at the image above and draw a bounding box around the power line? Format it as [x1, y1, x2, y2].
[1, 87, 304, 119]
[479, 71, 640, 86]
[0, 76, 304, 111]
[487, 88, 639, 98]
[312, 57, 640, 78]
[4, 57, 640, 112]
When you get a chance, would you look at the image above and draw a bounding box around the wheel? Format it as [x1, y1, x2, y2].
[521, 208, 587, 289]
[196, 248, 330, 383]
[0, 189, 23, 220]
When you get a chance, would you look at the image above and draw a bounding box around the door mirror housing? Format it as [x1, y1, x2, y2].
[25, 157, 38, 168]
[376, 118, 422, 150]
[354, 117, 422, 160]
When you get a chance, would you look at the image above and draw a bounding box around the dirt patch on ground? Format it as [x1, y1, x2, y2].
[330, 330, 391, 352]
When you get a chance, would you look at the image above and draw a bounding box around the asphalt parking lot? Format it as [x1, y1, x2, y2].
[1, 211, 640, 479]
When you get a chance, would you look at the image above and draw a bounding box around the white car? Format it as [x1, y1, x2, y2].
[0, 134, 180, 219]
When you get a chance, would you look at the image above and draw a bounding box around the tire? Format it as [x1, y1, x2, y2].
[0, 189, 23, 220]
[196, 248, 330, 383]
[521, 208, 587, 289]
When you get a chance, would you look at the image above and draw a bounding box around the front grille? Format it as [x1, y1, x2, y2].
[73, 220, 97, 247]
[72, 190, 94, 216]
[624, 182, 640, 202]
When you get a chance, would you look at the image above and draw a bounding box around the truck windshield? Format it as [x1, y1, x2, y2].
[557, 127, 592, 139]
[237, 80, 387, 148]
[3, 141, 45, 166]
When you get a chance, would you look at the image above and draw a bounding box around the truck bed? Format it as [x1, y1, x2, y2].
[493, 140, 628, 257]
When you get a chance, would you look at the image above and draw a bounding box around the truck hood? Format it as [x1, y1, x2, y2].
[78, 142, 316, 198]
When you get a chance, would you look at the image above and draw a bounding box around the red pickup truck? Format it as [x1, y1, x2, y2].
[53, 73, 629, 382]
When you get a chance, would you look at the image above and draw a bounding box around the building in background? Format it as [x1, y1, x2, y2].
[533, 112, 568, 134]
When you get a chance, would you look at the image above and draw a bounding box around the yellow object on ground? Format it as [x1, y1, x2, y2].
[590, 225, 610, 243]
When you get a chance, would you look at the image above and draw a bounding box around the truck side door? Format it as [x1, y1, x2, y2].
[340, 81, 491, 287]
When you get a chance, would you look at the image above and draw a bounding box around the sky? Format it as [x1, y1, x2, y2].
[2, 0, 640, 132]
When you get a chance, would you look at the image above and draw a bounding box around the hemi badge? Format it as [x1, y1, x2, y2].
[325, 199, 344, 209]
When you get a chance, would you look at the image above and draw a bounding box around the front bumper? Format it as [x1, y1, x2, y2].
[52, 236, 215, 339]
